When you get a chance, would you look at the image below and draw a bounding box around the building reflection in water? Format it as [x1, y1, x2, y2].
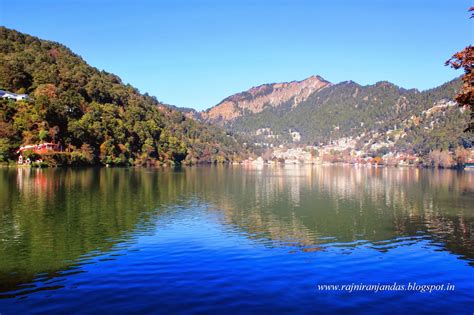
[204, 165, 474, 264]
[0, 165, 473, 296]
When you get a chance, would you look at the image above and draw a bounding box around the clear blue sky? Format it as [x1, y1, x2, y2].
[1, 0, 472, 110]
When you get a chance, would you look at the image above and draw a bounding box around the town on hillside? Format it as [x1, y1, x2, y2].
[241, 144, 474, 169]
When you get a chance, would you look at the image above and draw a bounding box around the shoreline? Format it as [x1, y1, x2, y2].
[2, 161, 472, 171]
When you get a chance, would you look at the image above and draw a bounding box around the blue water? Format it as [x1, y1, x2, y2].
[0, 166, 473, 314]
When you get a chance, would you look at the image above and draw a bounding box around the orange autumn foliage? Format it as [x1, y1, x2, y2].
[445, 7, 474, 131]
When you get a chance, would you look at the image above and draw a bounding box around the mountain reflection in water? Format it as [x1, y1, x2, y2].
[0, 166, 473, 314]
[201, 166, 474, 262]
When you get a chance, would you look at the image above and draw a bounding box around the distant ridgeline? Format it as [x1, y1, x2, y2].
[200, 74, 472, 157]
[0, 27, 247, 166]
[0, 27, 471, 167]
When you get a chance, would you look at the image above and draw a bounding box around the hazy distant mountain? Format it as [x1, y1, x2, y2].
[162, 103, 201, 120]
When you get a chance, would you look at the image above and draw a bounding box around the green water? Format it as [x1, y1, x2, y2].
[0, 166, 473, 314]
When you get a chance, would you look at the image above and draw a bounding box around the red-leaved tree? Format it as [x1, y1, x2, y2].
[445, 7, 474, 132]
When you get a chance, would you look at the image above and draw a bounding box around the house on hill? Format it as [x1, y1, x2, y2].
[16, 143, 61, 164]
[0, 90, 28, 101]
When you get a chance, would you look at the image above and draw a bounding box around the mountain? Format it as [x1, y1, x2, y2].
[202, 75, 330, 124]
[0, 27, 247, 166]
[198, 74, 471, 155]
[0, 27, 469, 166]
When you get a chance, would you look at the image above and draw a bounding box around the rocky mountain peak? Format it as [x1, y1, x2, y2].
[201, 75, 331, 124]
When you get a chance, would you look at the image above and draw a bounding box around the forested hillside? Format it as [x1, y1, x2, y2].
[0, 27, 246, 166]
[0, 27, 470, 167]
[223, 77, 471, 155]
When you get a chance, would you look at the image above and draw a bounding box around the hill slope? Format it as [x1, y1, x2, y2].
[0, 27, 246, 165]
[200, 75, 471, 155]
[202, 75, 330, 124]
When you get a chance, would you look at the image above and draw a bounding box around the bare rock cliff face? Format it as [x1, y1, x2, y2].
[201, 75, 331, 124]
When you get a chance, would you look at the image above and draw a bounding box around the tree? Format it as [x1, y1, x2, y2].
[428, 150, 455, 168]
[445, 7, 474, 133]
[0, 60, 32, 92]
[454, 146, 471, 167]
[0, 27, 248, 166]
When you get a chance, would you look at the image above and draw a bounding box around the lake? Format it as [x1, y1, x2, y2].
[0, 166, 473, 314]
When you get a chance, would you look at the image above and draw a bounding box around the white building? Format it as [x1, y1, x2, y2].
[0, 90, 28, 101]
[289, 129, 301, 142]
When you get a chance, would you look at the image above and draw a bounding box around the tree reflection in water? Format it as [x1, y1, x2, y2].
[0, 166, 472, 296]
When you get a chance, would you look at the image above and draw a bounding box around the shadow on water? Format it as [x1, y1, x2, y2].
[0, 165, 473, 297]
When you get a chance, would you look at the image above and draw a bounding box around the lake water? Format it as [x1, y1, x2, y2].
[0, 166, 473, 314]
